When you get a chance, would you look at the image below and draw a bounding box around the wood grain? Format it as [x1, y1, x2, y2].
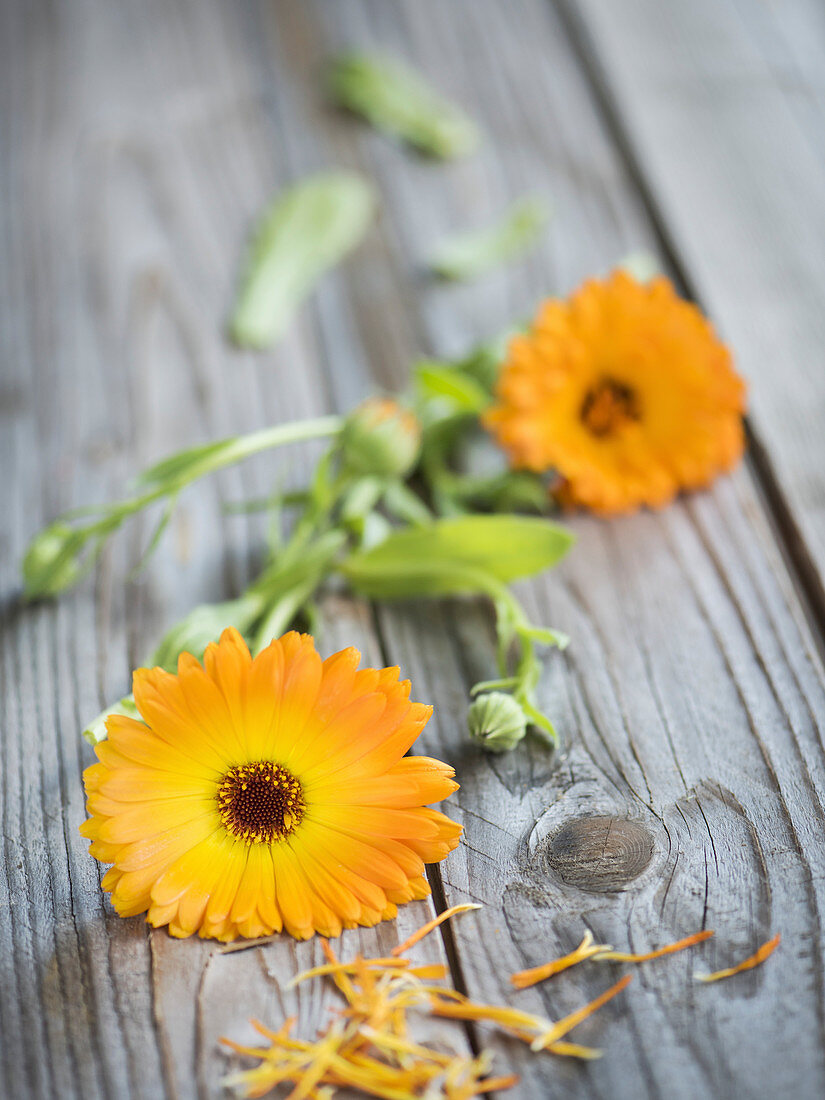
[0, 2, 469, 1097]
[299, 1, 825, 1095]
[3, 0, 825, 1098]
[560, 0, 825, 617]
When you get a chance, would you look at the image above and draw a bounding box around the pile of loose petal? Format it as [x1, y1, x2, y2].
[221, 918, 633, 1098]
[222, 912, 781, 1098]
[222, 940, 518, 1098]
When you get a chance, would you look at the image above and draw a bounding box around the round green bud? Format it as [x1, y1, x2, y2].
[467, 691, 528, 753]
[340, 398, 421, 479]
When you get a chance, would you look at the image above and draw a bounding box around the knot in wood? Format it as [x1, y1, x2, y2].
[543, 815, 654, 893]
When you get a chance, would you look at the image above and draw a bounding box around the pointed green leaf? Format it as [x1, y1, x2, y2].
[341, 514, 574, 599]
[149, 595, 264, 671]
[415, 361, 491, 412]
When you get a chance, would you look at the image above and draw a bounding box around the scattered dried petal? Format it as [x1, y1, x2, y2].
[429, 974, 632, 1060]
[511, 929, 714, 988]
[697, 933, 780, 983]
[510, 931, 609, 988]
[219, 936, 282, 955]
[223, 920, 635, 1095]
[530, 975, 632, 1051]
[545, 1041, 603, 1061]
[391, 904, 482, 957]
[594, 930, 714, 963]
[473, 1073, 522, 1093]
[287, 957, 410, 989]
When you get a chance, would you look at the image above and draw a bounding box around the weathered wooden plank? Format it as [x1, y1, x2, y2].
[378, 484, 825, 1098]
[281, 0, 825, 1095]
[0, 2, 470, 1098]
[559, 0, 825, 615]
[727, 0, 825, 154]
[4, 0, 825, 1099]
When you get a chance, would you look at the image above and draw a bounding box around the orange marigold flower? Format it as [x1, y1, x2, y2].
[79, 628, 461, 942]
[485, 271, 746, 515]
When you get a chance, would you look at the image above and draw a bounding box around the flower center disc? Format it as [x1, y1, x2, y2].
[581, 377, 641, 438]
[217, 761, 306, 844]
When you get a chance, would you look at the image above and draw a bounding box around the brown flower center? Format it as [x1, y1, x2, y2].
[217, 761, 306, 844]
[581, 377, 641, 438]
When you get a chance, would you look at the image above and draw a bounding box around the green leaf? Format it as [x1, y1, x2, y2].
[380, 481, 433, 527]
[329, 53, 479, 159]
[251, 580, 317, 656]
[439, 470, 550, 514]
[83, 695, 141, 746]
[339, 477, 385, 524]
[341, 515, 574, 599]
[457, 341, 508, 392]
[429, 197, 550, 281]
[229, 171, 375, 349]
[415, 361, 491, 413]
[149, 595, 264, 671]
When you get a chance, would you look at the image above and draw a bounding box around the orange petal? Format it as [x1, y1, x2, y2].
[697, 933, 780, 983]
[511, 931, 607, 988]
[596, 929, 713, 963]
[391, 904, 482, 957]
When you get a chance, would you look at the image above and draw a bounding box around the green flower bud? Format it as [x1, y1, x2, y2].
[467, 691, 528, 753]
[22, 521, 84, 599]
[340, 398, 421, 478]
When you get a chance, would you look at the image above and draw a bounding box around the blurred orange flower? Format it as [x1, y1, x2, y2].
[485, 271, 746, 515]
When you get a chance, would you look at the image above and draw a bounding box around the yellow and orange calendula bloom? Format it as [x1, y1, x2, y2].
[485, 271, 746, 515]
[80, 628, 461, 942]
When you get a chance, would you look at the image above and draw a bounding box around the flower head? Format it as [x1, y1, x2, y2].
[485, 271, 746, 514]
[80, 628, 461, 941]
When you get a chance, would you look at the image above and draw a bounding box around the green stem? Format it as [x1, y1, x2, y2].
[459, 570, 560, 743]
[134, 416, 343, 496]
[23, 415, 343, 600]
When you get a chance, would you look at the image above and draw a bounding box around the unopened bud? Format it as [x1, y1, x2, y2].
[341, 398, 421, 478]
[22, 521, 83, 599]
[467, 691, 527, 753]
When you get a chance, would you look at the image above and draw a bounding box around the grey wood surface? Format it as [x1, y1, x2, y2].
[2, 1, 825, 1099]
[562, 0, 825, 616]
